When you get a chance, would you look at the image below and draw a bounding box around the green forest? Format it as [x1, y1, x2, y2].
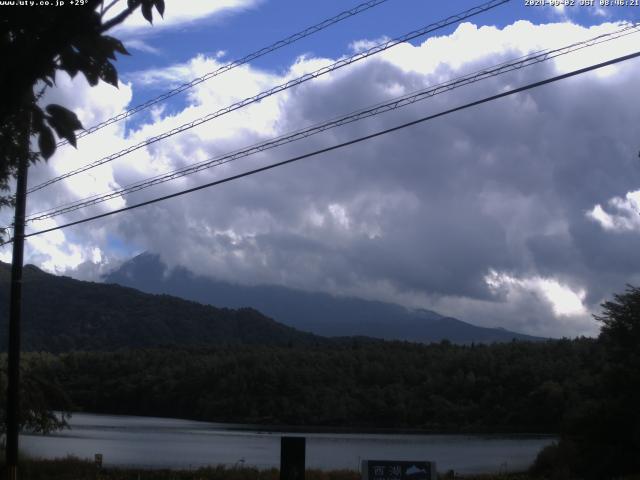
[43, 339, 595, 432]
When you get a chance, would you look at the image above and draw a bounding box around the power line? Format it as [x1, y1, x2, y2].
[53, 0, 392, 149]
[27, 0, 510, 194]
[27, 23, 640, 220]
[2, 49, 636, 245]
[24, 22, 640, 223]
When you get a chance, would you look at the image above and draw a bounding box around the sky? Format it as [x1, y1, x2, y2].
[2, 0, 640, 338]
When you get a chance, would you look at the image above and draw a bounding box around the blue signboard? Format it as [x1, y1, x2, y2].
[362, 460, 436, 480]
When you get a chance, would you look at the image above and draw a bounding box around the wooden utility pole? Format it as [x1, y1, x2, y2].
[5, 117, 30, 480]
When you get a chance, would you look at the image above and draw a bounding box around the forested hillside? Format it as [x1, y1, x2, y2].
[0, 262, 322, 351]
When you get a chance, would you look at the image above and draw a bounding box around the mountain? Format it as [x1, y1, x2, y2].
[104, 252, 544, 344]
[0, 261, 323, 352]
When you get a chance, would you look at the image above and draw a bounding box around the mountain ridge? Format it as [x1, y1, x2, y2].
[103, 252, 545, 344]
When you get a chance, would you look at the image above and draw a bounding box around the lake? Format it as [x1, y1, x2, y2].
[21, 413, 555, 475]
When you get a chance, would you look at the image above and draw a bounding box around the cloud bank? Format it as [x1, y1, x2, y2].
[4, 20, 640, 338]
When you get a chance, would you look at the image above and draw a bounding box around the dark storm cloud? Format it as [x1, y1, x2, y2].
[12, 21, 640, 337]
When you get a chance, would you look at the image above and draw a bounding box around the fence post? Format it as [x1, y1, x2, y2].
[280, 436, 305, 480]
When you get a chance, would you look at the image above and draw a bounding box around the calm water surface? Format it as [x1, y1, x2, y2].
[21, 413, 555, 474]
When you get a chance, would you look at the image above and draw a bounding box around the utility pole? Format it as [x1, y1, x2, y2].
[5, 116, 30, 480]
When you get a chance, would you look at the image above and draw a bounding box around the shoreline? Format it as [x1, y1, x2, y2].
[62, 411, 558, 437]
[22, 412, 554, 474]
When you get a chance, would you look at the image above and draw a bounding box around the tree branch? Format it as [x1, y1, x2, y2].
[100, 0, 121, 18]
[99, 4, 137, 33]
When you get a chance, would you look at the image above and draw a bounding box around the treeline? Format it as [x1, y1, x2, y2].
[28, 338, 599, 433]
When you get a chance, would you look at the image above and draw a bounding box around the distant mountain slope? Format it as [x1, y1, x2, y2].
[0, 261, 322, 352]
[104, 253, 544, 344]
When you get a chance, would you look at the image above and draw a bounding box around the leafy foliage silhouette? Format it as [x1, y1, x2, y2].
[0, 0, 165, 237]
[533, 285, 640, 479]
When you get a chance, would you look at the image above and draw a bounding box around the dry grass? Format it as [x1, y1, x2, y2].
[7, 457, 640, 480]
[1, 457, 536, 480]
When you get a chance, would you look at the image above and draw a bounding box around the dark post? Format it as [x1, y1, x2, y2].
[5, 123, 30, 480]
[94, 453, 103, 480]
[280, 436, 305, 480]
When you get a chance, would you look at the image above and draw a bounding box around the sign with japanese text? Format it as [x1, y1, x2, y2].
[362, 460, 436, 480]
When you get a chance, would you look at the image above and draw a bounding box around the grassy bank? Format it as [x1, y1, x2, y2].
[2, 457, 534, 480]
[7, 457, 640, 480]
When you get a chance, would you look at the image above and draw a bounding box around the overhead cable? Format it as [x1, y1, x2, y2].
[27, 0, 510, 194]
[55, 0, 392, 148]
[2, 49, 636, 245]
[24, 22, 640, 223]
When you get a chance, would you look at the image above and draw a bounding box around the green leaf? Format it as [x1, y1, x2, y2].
[103, 35, 130, 56]
[99, 61, 118, 87]
[75, 34, 128, 61]
[59, 48, 81, 78]
[141, 2, 153, 23]
[155, 0, 165, 17]
[83, 64, 100, 86]
[46, 104, 83, 131]
[73, 36, 105, 59]
[45, 104, 83, 147]
[38, 126, 56, 160]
